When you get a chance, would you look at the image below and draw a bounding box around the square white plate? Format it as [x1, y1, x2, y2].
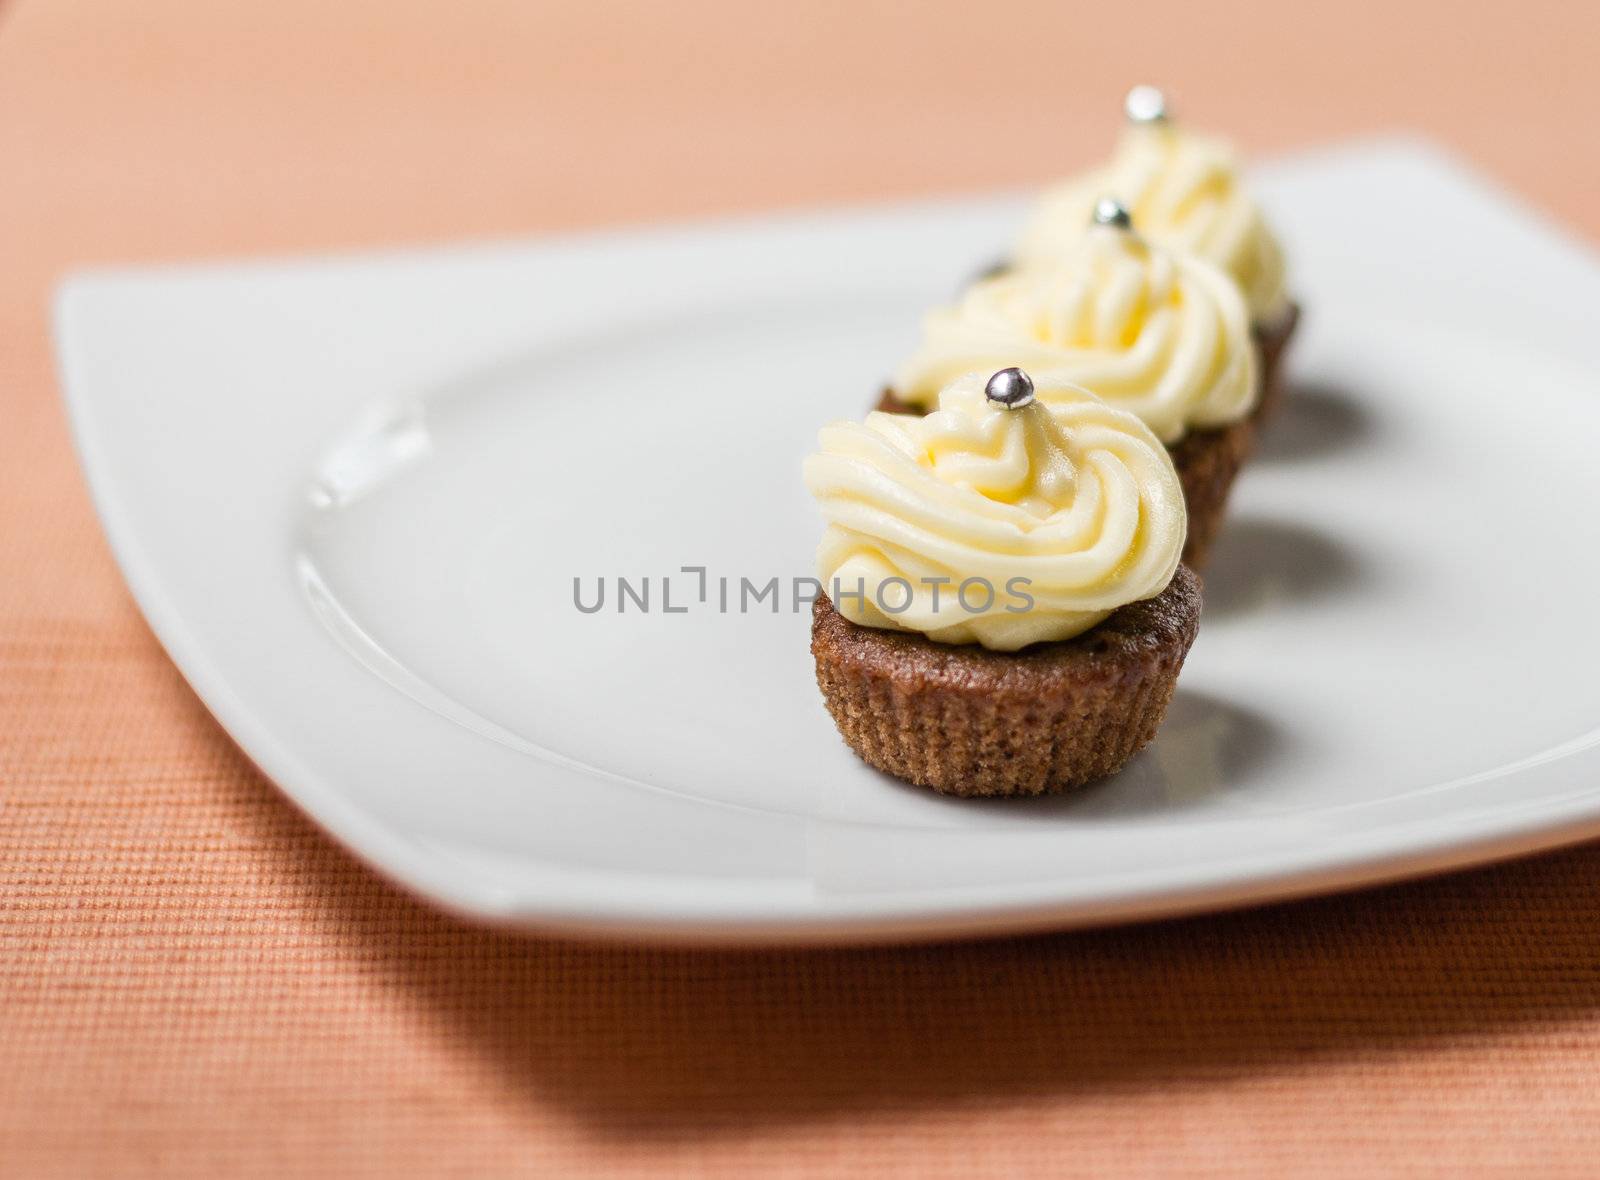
[56, 138, 1600, 943]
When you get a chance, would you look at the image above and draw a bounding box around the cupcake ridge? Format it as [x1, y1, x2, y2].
[891, 218, 1259, 444]
[1014, 95, 1289, 323]
[803, 371, 1185, 652]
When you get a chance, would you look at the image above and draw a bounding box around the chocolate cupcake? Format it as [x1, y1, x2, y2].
[884, 198, 1259, 569]
[805, 369, 1199, 797]
[1014, 86, 1298, 421]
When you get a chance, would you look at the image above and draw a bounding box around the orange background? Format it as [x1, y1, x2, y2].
[5, 1, 1600, 1175]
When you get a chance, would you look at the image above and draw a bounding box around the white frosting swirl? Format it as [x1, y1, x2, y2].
[1016, 122, 1289, 323]
[804, 374, 1185, 651]
[892, 224, 1258, 443]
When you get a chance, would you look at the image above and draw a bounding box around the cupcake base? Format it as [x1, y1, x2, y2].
[1251, 301, 1301, 426]
[810, 565, 1202, 798]
[874, 389, 925, 416]
[1166, 417, 1255, 571]
[875, 389, 1248, 570]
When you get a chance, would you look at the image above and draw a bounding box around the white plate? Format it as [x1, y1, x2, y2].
[55, 138, 1600, 943]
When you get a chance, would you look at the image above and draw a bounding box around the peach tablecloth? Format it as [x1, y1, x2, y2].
[5, 1, 1600, 1174]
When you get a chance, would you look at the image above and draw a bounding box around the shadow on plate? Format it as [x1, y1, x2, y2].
[1255, 380, 1374, 463]
[1202, 515, 1365, 620]
[1064, 687, 1285, 817]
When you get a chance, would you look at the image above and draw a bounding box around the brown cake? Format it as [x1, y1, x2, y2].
[1165, 417, 1255, 570]
[811, 565, 1201, 797]
[807, 369, 1195, 798]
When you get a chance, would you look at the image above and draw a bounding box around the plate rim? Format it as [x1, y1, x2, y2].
[52, 134, 1600, 944]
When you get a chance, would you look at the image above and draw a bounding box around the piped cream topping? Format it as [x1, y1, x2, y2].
[1016, 120, 1289, 323]
[892, 223, 1258, 443]
[804, 373, 1185, 651]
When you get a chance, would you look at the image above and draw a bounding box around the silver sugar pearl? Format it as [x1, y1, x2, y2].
[985, 367, 1035, 410]
[1124, 84, 1169, 125]
[1092, 196, 1133, 230]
